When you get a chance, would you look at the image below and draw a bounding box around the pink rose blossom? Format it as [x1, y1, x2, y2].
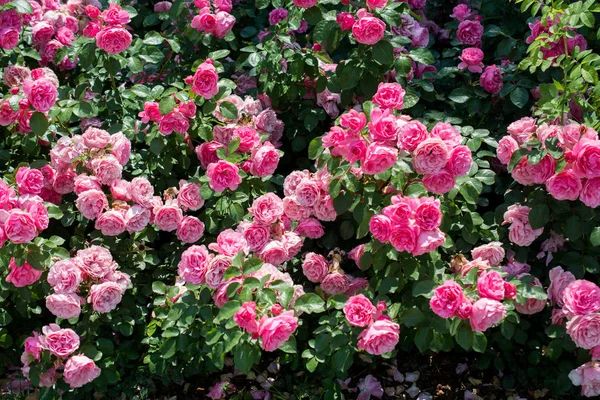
[477, 271, 506, 301]
[569, 361, 600, 397]
[372, 82, 405, 110]
[567, 314, 600, 350]
[295, 218, 324, 239]
[344, 294, 376, 327]
[496, 136, 519, 165]
[321, 272, 350, 295]
[95, 210, 126, 236]
[88, 281, 124, 313]
[456, 20, 483, 46]
[352, 17, 385, 45]
[548, 266, 576, 307]
[458, 48, 484, 73]
[546, 170, 582, 201]
[6, 259, 42, 287]
[471, 242, 505, 266]
[5, 211, 38, 244]
[39, 324, 80, 357]
[250, 193, 284, 225]
[47, 259, 82, 293]
[422, 169, 456, 194]
[258, 310, 298, 351]
[469, 298, 506, 332]
[45, 293, 82, 319]
[76, 190, 108, 220]
[357, 317, 400, 355]
[207, 160, 241, 192]
[96, 26, 132, 54]
[63, 355, 101, 388]
[234, 301, 259, 333]
[479, 65, 503, 94]
[302, 252, 329, 283]
[191, 59, 219, 99]
[362, 143, 398, 175]
[430, 280, 465, 318]
[580, 178, 600, 208]
[177, 216, 205, 243]
[563, 280, 600, 317]
[413, 138, 449, 175]
[369, 214, 392, 243]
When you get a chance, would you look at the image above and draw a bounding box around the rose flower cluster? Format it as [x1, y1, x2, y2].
[369, 195, 445, 257]
[196, 94, 283, 191]
[1, 66, 59, 133]
[83, 3, 132, 55]
[343, 294, 400, 355]
[302, 251, 368, 296]
[139, 96, 197, 135]
[497, 118, 600, 209]
[21, 324, 101, 389]
[45, 245, 131, 319]
[190, 0, 235, 38]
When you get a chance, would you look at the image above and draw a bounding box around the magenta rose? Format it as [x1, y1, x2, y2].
[196, 141, 225, 169]
[343, 294, 376, 327]
[477, 271, 506, 301]
[250, 141, 280, 177]
[580, 178, 600, 208]
[234, 301, 259, 333]
[469, 298, 506, 332]
[207, 160, 242, 192]
[176, 216, 205, 243]
[413, 138, 449, 175]
[422, 169, 456, 194]
[456, 20, 483, 46]
[352, 17, 385, 45]
[389, 223, 418, 253]
[258, 310, 298, 352]
[446, 145, 472, 176]
[302, 252, 329, 283]
[430, 280, 466, 318]
[479, 65, 503, 94]
[63, 355, 101, 388]
[357, 317, 400, 355]
[177, 245, 210, 284]
[458, 47, 484, 73]
[46, 293, 82, 319]
[243, 222, 270, 251]
[95, 26, 132, 54]
[573, 139, 600, 179]
[39, 324, 80, 358]
[398, 120, 428, 152]
[6, 258, 43, 287]
[26, 78, 57, 112]
[369, 214, 392, 243]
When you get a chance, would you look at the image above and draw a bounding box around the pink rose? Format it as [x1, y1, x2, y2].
[477, 271, 505, 301]
[471, 242, 505, 267]
[234, 301, 259, 333]
[295, 217, 324, 238]
[283, 170, 310, 196]
[496, 136, 519, 165]
[196, 141, 225, 169]
[352, 17, 385, 45]
[357, 318, 400, 355]
[250, 193, 284, 225]
[367, 107, 397, 142]
[73, 175, 101, 195]
[321, 272, 350, 295]
[130, 177, 154, 208]
[469, 298, 506, 332]
[82, 127, 111, 149]
[294, 179, 320, 207]
[563, 280, 600, 317]
[207, 160, 241, 192]
[45, 293, 82, 319]
[446, 145, 472, 176]
[362, 143, 398, 175]
[96, 26, 132, 54]
[283, 196, 311, 221]
[125, 205, 150, 233]
[26, 78, 58, 113]
[91, 156, 122, 185]
[430, 122, 462, 148]
[243, 223, 270, 252]
[569, 362, 600, 397]
[369, 214, 392, 243]
[88, 281, 124, 313]
[258, 241, 288, 265]
[337, 12, 355, 31]
[412, 228, 445, 256]
[450, 4, 471, 20]
[458, 47, 484, 73]
[94, 210, 126, 236]
[372, 82, 405, 110]
[209, 229, 247, 256]
[213, 11, 235, 38]
[110, 179, 131, 201]
[205, 255, 231, 289]
[546, 170, 582, 201]
[479, 65, 503, 94]
[0, 100, 18, 126]
[413, 138, 449, 174]
[16, 167, 44, 195]
[250, 141, 280, 177]
[154, 204, 183, 232]
[191, 59, 219, 99]
[177, 216, 205, 243]
[5, 210, 38, 244]
[233, 126, 260, 153]
[580, 178, 600, 208]
[258, 310, 298, 352]
[159, 111, 189, 135]
[456, 20, 483, 46]
[293, 0, 317, 7]
[32, 21, 54, 45]
[548, 266, 576, 307]
[389, 223, 418, 253]
[76, 245, 115, 279]
[573, 139, 600, 179]
[507, 117, 537, 144]
[76, 190, 108, 220]
[414, 199, 442, 231]
[53, 171, 76, 194]
[366, 0, 386, 9]
[63, 355, 101, 388]
[567, 314, 600, 349]
[422, 169, 456, 194]
[47, 259, 82, 293]
[344, 294, 376, 327]
[515, 275, 546, 315]
[39, 324, 80, 357]
[313, 195, 337, 222]
[430, 280, 465, 318]
[302, 252, 329, 283]
[178, 245, 210, 284]
[0, 27, 19, 50]
[6, 259, 42, 287]
[24, 332, 42, 360]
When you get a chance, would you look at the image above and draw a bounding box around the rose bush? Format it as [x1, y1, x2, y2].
[1, 0, 600, 397]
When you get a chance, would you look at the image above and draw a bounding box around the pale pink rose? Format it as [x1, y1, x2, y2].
[63, 355, 101, 388]
[76, 245, 114, 279]
[47, 259, 82, 293]
[213, 11, 235, 38]
[477, 271, 505, 301]
[24, 332, 42, 360]
[110, 132, 131, 165]
[52, 170, 76, 194]
[243, 223, 269, 251]
[3, 65, 31, 88]
[250, 141, 280, 177]
[369, 214, 392, 242]
[446, 145, 472, 176]
[507, 117, 537, 144]
[548, 266, 576, 307]
[95, 210, 126, 236]
[458, 47, 484, 73]
[254, 109, 278, 132]
[27, 201, 49, 231]
[559, 124, 598, 150]
[372, 82, 405, 110]
[88, 281, 124, 313]
[546, 170, 582, 201]
[479, 65, 503, 94]
[471, 242, 505, 267]
[5, 210, 38, 244]
[178, 245, 210, 284]
[6, 259, 42, 287]
[302, 252, 329, 283]
[496, 136, 519, 165]
[258, 310, 298, 351]
[250, 193, 284, 225]
[563, 280, 600, 317]
[129, 177, 154, 208]
[82, 127, 111, 149]
[46, 293, 82, 319]
[321, 272, 350, 295]
[294, 179, 321, 207]
[73, 175, 102, 195]
[234, 301, 259, 333]
[348, 244, 365, 268]
[210, 229, 247, 256]
[283, 196, 311, 221]
[39, 324, 80, 357]
[413, 138, 449, 175]
[343, 294, 376, 327]
[177, 216, 205, 243]
[96, 26, 132, 54]
[205, 255, 231, 289]
[258, 240, 288, 265]
[27, 78, 57, 112]
[429, 122, 461, 148]
[567, 314, 600, 350]
[283, 231, 303, 258]
[569, 361, 600, 397]
[104, 270, 131, 292]
[16, 167, 44, 195]
[295, 217, 324, 238]
[357, 317, 400, 355]
[422, 169, 456, 194]
[362, 143, 398, 175]
[412, 228, 446, 256]
[344, 276, 369, 296]
[125, 205, 150, 233]
[313, 195, 337, 222]
[207, 160, 241, 192]
[430, 280, 465, 318]
[76, 190, 108, 220]
[507, 218, 543, 247]
[352, 16, 385, 45]
[457, 20, 483, 46]
[469, 298, 506, 332]
[580, 178, 600, 208]
[154, 204, 183, 232]
[191, 59, 219, 99]
[398, 120, 428, 152]
[108, 179, 130, 202]
[91, 156, 122, 185]
[283, 170, 310, 196]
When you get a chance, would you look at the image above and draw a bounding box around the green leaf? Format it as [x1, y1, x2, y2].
[308, 137, 324, 160]
[566, 215, 582, 241]
[219, 101, 238, 120]
[409, 48, 434, 65]
[456, 322, 473, 350]
[509, 87, 529, 108]
[529, 204, 549, 230]
[215, 300, 241, 322]
[159, 96, 175, 115]
[293, 293, 325, 314]
[143, 32, 165, 45]
[372, 40, 394, 66]
[30, 112, 48, 136]
[508, 148, 528, 172]
[591, 227, 600, 246]
[394, 56, 412, 77]
[234, 342, 261, 374]
[412, 280, 435, 297]
[472, 332, 487, 353]
[582, 64, 599, 84]
[449, 88, 470, 104]
[400, 308, 425, 327]
[152, 281, 167, 295]
[12, 0, 33, 14]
